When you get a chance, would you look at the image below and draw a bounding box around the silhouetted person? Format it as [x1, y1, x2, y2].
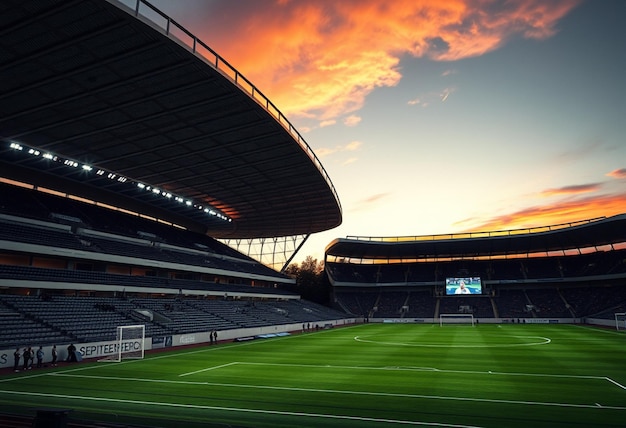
[13, 348, 20, 372]
[51, 345, 58, 366]
[67, 344, 77, 362]
[22, 347, 30, 370]
[36, 346, 44, 368]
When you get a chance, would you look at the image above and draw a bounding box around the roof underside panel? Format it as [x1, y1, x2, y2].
[0, 0, 342, 239]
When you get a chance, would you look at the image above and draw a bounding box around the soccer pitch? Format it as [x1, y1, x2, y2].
[0, 324, 624, 427]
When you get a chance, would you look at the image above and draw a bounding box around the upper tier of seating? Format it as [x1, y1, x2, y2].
[326, 249, 626, 285]
[0, 183, 290, 282]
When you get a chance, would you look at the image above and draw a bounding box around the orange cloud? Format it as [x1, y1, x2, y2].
[539, 183, 602, 197]
[460, 193, 626, 232]
[607, 168, 626, 179]
[195, 0, 580, 122]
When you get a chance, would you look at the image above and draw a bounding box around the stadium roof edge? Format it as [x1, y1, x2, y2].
[0, 0, 342, 240]
[325, 213, 626, 260]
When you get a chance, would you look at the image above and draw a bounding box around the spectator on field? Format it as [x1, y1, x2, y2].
[13, 348, 20, 372]
[67, 344, 77, 362]
[51, 345, 58, 366]
[36, 346, 44, 368]
[22, 347, 30, 370]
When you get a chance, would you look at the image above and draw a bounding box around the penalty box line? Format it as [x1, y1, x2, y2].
[178, 361, 626, 392]
[37, 371, 626, 412]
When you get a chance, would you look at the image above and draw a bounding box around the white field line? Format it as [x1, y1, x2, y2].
[605, 377, 626, 390]
[47, 366, 626, 411]
[215, 361, 616, 383]
[354, 335, 551, 348]
[179, 361, 239, 377]
[0, 389, 482, 428]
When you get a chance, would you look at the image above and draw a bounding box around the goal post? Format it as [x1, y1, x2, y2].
[98, 324, 145, 362]
[615, 313, 626, 331]
[439, 313, 475, 327]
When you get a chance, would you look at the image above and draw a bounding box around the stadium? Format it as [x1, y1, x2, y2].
[0, 1, 625, 427]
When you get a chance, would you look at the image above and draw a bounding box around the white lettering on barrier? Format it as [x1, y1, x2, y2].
[79, 340, 142, 358]
[180, 334, 196, 344]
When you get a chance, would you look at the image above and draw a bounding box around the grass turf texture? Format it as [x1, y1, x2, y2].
[0, 323, 624, 427]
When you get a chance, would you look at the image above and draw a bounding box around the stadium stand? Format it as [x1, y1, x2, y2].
[326, 215, 626, 324]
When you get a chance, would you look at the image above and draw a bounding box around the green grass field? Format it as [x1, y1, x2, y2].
[1, 323, 625, 427]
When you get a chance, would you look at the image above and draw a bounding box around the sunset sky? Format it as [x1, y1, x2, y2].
[144, 0, 626, 264]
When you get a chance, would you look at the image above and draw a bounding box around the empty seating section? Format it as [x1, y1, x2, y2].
[524, 288, 571, 317]
[375, 291, 408, 317]
[491, 289, 531, 319]
[333, 283, 626, 321]
[0, 221, 84, 250]
[327, 250, 626, 286]
[334, 291, 378, 317]
[0, 299, 72, 349]
[0, 183, 288, 281]
[404, 290, 437, 318]
[0, 294, 347, 347]
[560, 285, 626, 318]
[131, 298, 238, 333]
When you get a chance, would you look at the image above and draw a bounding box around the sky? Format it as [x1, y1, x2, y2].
[145, 0, 626, 264]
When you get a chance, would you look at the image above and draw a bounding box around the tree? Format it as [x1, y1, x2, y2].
[283, 256, 329, 304]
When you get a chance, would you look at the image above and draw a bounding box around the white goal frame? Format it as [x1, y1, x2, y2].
[98, 324, 145, 362]
[615, 313, 626, 331]
[439, 313, 475, 327]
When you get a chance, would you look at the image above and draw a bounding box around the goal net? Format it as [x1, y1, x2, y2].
[98, 324, 145, 362]
[439, 313, 475, 327]
[615, 313, 626, 331]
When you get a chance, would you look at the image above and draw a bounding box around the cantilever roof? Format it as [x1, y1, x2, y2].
[325, 214, 626, 260]
[0, 0, 341, 239]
